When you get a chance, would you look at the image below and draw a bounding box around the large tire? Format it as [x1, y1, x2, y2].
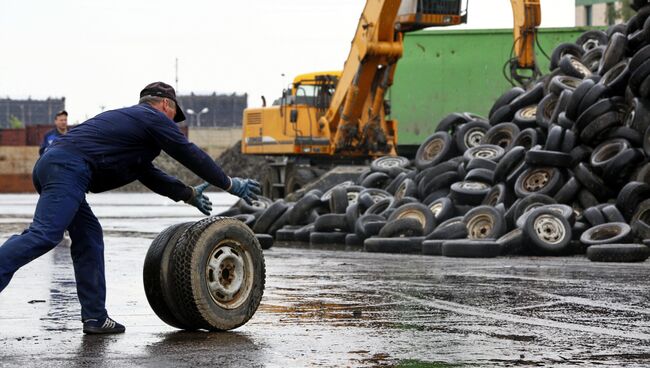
[171, 217, 265, 331]
[253, 200, 288, 234]
[364, 237, 422, 254]
[441, 240, 501, 258]
[387, 202, 436, 235]
[415, 132, 454, 170]
[371, 156, 410, 174]
[522, 208, 572, 255]
[261, 165, 282, 199]
[285, 167, 316, 194]
[587, 244, 650, 262]
[143, 222, 195, 330]
[378, 217, 424, 238]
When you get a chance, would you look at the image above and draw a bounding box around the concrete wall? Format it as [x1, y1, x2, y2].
[0, 147, 38, 192]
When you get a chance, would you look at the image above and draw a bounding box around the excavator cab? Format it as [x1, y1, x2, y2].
[396, 0, 467, 32]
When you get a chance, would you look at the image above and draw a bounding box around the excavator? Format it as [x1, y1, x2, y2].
[242, 0, 541, 199]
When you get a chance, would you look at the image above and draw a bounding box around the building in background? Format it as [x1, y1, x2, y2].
[178, 92, 247, 128]
[0, 97, 65, 128]
[575, 0, 635, 26]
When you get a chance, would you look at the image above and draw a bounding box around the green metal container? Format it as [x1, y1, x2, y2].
[390, 27, 598, 147]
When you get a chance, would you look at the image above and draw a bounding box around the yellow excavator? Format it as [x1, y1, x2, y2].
[242, 0, 541, 199]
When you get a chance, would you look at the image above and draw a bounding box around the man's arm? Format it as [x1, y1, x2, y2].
[138, 163, 193, 202]
[141, 107, 232, 190]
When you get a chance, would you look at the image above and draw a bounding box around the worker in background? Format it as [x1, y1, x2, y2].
[0, 82, 261, 335]
[39, 110, 68, 155]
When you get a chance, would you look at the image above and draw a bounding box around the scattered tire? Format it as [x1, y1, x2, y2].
[580, 222, 632, 245]
[587, 243, 650, 262]
[522, 208, 572, 254]
[364, 237, 422, 254]
[441, 240, 501, 258]
[463, 205, 506, 240]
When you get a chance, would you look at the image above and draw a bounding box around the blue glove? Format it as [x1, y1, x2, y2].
[228, 177, 261, 205]
[185, 182, 212, 216]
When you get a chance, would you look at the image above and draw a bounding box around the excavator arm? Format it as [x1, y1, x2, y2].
[509, 0, 542, 86]
[320, 0, 466, 156]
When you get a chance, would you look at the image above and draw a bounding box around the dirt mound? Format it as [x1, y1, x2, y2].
[218, 141, 267, 183]
[119, 141, 266, 193]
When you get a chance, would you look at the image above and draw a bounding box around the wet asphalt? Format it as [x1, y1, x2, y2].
[1, 193, 650, 367]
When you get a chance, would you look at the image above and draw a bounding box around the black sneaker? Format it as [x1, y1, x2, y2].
[83, 317, 126, 334]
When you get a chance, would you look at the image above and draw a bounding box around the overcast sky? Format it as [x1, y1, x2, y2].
[0, 0, 574, 124]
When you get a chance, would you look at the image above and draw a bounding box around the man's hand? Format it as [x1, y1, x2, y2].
[185, 182, 212, 216]
[228, 177, 261, 205]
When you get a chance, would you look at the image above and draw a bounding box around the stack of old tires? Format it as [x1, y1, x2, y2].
[228, 6, 650, 263]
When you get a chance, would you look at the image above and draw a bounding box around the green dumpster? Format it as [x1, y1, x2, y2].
[391, 27, 600, 150]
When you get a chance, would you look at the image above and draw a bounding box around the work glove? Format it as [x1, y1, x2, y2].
[185, 182, 213, 216]
[228, 177, 261, 205]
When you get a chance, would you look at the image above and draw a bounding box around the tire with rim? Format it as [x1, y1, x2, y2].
[415, 132, 454, 170]
[522, 208, 572, 254]
[387, 203, 435, 235]
[462, 205, 506, 240]
[378, 217, 425, 238]
[371, 156, 410, 174]
[450, 181, 491, 205]
[454, 121, 491, 152]
[170, 217, 265, 331]
[514, 167, 564, 198]
[426, 217, 468, 240]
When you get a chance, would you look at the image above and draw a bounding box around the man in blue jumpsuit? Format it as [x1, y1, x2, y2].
[0, 82, 260, 334]
[39, 109, 69, 155]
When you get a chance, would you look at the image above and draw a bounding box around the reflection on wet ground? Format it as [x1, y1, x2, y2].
[1, 193, 650, 367]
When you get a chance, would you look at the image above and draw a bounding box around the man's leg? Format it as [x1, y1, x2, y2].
[0, 185, 85, 292]
[68, 198, 125, 334]
[0, 149, 89, 292]
[67, 199, 107, 321]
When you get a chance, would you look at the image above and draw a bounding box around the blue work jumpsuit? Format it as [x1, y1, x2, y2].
[0, 104, 231, 321]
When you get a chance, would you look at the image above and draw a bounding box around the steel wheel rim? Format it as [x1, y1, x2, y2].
[424, 138, 444, 160]
[471, 147, 500, 160]
[377, 157, 405, 168]
[524, 169, 552, 191]
[396, 209, 426, 227]
[520, 106, 537, 119]
[205, 239, 254, 309]
[460, 181, 489, 191]
[347, 191, 360, 204]
[429, 202, 443, 216]
[534, 214, 565, 244]
[467, 213, 494, 239]
[465, 128, 485, 148]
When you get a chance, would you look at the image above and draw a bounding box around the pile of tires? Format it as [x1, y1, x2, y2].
[143, 217, 266, 330]
[223, 8, 650, 263]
